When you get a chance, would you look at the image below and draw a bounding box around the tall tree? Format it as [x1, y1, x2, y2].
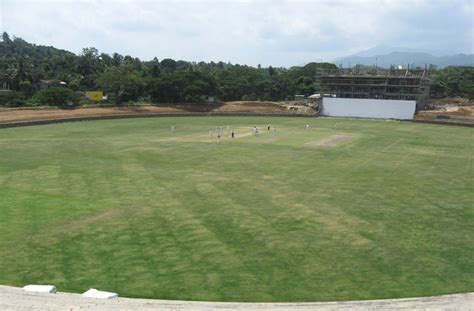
[97, 65, 143, 105]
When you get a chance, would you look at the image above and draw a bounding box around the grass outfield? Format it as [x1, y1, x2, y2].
[0, 116, 472, 302]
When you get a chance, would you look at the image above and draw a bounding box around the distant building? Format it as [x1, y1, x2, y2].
[319, 68, 431, 109]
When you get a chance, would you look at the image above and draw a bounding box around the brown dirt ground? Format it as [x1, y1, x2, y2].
[415, 98, 474, 122]
[0, 106, 185, 124]
[211, 101, 290, 113]
[431, 97, 473, 107]
[416, 106, 474, 122]
[0, 102, 302, 125]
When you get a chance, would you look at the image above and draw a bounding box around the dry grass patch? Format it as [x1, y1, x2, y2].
[305, 134, 359, 147]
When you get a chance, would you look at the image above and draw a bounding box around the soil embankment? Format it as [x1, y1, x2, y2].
[415, 99, 474, 125]
[0, 106, 185, 125]
[0, 101, 313, 126]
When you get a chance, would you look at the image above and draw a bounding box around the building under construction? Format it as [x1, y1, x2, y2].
[319, 68, 431, 109]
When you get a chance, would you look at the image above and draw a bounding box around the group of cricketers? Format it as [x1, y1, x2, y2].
[170, 123, 311, 143]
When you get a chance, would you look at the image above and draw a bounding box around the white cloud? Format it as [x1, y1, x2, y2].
[1, 0, 472, 66]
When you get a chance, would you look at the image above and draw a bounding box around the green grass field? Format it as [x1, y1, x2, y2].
[0, 116, 472, 302]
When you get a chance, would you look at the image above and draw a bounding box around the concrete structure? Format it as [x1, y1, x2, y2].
[82, 288, 118, 299]
[322, 98, 416, 119]
[23, 285, 57, 294]
[1, 285, 473, 310]
[319, 69, 431, 110]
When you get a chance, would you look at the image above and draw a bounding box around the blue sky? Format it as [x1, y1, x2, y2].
[1, 0, 472, 67]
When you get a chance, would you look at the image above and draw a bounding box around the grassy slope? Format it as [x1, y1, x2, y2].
[0, 117, 472, 302]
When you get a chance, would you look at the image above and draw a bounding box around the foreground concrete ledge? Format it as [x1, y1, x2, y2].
[0, 285, 472, 311]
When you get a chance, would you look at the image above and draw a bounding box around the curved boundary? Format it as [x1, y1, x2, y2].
[0, 112, 473, 129]
[410, 118, 474, 127]
[0, 285, 472, 310]
[0, 112, 315, 129]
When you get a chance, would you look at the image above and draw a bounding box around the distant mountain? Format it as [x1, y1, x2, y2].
[334, 46, 473, 68]
[350, 44, 418, 57]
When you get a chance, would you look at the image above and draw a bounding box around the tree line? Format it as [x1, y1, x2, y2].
[430, 67, 474, 100]
[0, 32, 472, 108]
[0, 32, 338, 107]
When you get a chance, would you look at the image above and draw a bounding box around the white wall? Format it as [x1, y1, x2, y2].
[322, 98, 416, 120]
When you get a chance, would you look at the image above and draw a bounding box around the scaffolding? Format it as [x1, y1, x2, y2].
[319, 69, 431, 109]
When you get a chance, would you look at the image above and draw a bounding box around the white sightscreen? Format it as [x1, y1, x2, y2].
[322, 98, 416, 119]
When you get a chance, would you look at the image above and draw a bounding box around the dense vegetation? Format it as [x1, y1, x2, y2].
[0, 32, 336, 107]
[0, 31, 472, 107]
[431, 66, 474, 100]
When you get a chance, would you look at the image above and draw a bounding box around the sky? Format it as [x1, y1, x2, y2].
[0, 0, 473, 67]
